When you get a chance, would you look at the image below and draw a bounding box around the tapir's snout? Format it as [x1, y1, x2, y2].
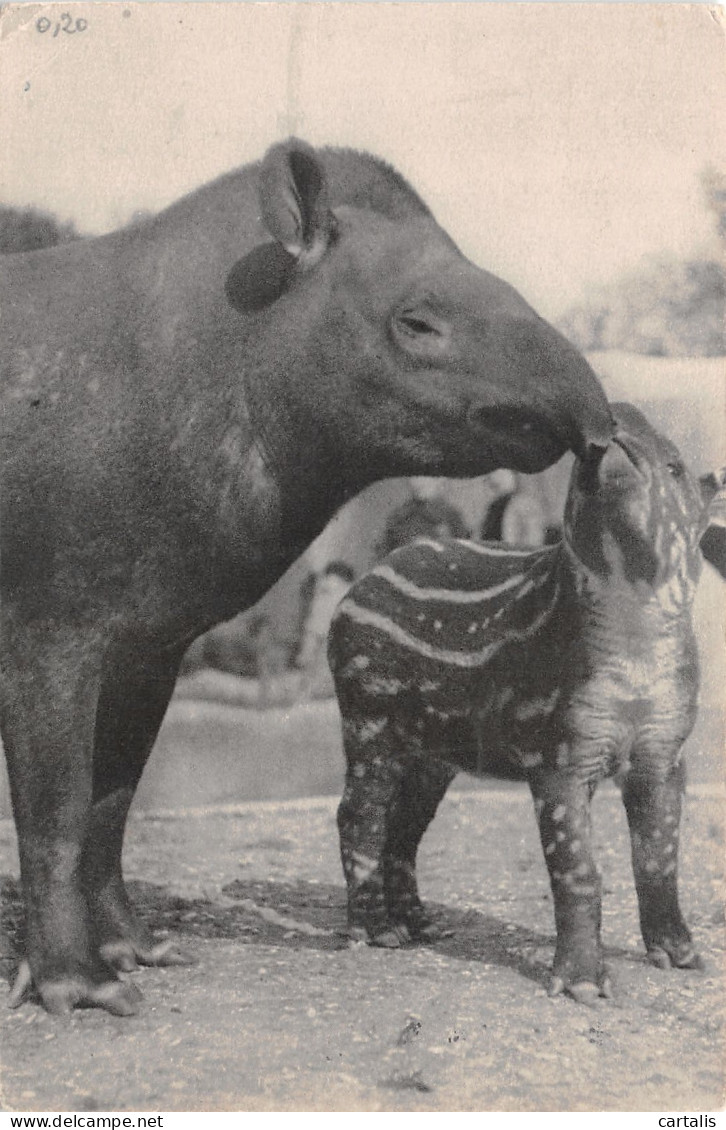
[573, 430, 645, 498]
[564, 383, 616, 462]
[522, 338, 615, 463]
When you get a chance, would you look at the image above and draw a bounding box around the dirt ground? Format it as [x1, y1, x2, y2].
[1, 783, 724, 1113]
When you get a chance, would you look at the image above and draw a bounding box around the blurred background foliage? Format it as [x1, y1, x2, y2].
[557, 169, 725, 358]
[0, 204, 80, 254]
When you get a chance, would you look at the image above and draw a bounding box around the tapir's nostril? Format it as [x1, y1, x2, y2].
[572, 411, 617, 461]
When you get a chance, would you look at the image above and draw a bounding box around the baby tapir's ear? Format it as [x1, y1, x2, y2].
[699, 468, 726, 579]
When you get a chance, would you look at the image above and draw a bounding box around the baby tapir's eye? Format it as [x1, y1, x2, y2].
[667, 460, 685, 479]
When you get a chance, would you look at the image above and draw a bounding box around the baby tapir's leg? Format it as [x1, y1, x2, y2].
[337, 718, 407, 946]
[621, 759, 701, 971]
[529, 768, 612, 1004]
[383, 759, 456, 940]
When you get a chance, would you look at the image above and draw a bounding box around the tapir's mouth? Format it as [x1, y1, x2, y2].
[576, 432, 645, 495]
[468, 405, 568, 473]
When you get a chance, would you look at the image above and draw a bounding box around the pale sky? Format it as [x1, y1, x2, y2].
[0, 2, 723, 319]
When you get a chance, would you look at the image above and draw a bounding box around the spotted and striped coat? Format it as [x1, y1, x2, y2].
[328, 403, 724, 1002]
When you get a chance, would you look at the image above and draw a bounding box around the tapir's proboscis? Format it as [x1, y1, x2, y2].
[329, 404, 725, 1003]
[0, 138, 613, 1016]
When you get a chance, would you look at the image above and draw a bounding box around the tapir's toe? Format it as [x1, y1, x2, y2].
[403, 912, 450, 943]
[101, 935, 196, 970]
[134, 939, 198, 967]
[8, 960, 143, 1017]
[100, 940, 139, 972]
[348, 922, 412, 948]
[548, 966, 612, 1004]
[8, 960, 34, 1008]
[647, 943, 703, 971]
[89, 979, 143, 1017]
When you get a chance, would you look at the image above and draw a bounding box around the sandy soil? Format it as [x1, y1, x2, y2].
[1, 783, 724, 1112]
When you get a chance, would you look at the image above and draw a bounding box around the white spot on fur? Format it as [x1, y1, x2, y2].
[358, 719, 387, 744]
[363, 676, 403, 696]
[552, 805, 567, 823]
[351, 852, 378, 884]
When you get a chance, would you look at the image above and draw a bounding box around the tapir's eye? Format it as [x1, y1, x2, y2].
[397, 313, 443, 337]
[667, 460, 685, 479]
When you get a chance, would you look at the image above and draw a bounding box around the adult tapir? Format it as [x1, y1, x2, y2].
[0, 138, 614, 1015]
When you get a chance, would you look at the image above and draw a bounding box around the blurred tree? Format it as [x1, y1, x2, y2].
[557, 169, 725, 358]
[702, 166, 726, 247]
[0, 205, 80, 254]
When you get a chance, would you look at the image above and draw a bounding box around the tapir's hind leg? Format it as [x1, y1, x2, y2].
[383, 759, 455, 940]
[83, 645, 194, 973]
[1, 622, 142, 1016]
[621, 758, 701, 972]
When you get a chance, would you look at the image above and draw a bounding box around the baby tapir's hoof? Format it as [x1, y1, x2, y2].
[647, 943, 703, 971]
[348, 906, 446, 948]
[348, 923, 411, 948]
[8, 960, 143, 1017]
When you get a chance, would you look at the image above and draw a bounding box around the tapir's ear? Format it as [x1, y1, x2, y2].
[258, 139, 336, 270]
[698, 468, 726, 579]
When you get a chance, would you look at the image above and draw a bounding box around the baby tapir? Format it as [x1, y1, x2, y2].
[328, 403, 724, 1003]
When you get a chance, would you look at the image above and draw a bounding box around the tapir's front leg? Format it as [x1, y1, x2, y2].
[84, 645, 194, 973]
[337, 720, 407, 947]
[528, 767, 611, 1004]
[621, 758, 701, 971]
[1, 622, 141, 1016]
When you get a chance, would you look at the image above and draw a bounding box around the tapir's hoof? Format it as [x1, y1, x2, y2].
[373, 925, 411, 948]
[348, 923, 411, 948]
[135, 939, 197, 968]
[415, 920, 444, 942]
[407, 916, 452, 943]
[647, 944, 703, 971]
[9, 960, 143, 1016]
[101, 937, 197, 971]
[100, 941, 139, 972]
[548, 971, 612, 1005]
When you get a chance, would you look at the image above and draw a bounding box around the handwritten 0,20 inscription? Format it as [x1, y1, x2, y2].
[36, 13, 88, 36]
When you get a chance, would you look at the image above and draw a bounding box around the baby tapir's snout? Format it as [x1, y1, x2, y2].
[564, 403, 706, 590]
[330, 401, 721, 1003]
